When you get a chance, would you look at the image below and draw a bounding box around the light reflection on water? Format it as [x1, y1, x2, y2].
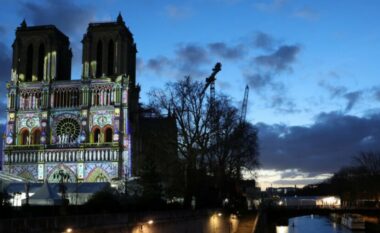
[276, 215, 367, 233]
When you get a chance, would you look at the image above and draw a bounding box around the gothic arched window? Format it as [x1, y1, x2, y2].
[26, 44, 33, 82]
[20, 129, 29, 145]
[37, 43, 45, 81]
[108, 40, 114, 75]
[93, 127, 101, 143]
[104, 127, 113, 143]
[96, 41, 103, 78]
[32, 128, 41, 144]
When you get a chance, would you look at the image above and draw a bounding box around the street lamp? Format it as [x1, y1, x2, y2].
[139, 219, 154, 232]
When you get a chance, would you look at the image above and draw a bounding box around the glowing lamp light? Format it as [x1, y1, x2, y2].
[65, 228, 73, 233]
[276, 226, 289, 233]
[9, 113, 15, 120]
[82, 110, 88, 117]
[147, 220, 154, 225]
[6, 136, 13, 144]
[217, 212, 222, 217]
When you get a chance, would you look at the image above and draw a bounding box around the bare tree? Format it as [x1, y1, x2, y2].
[354, 151, 380, 175]
[149, 76, 211, 206]
[208, 96, 259, 200]
[149, 76, 260, 206]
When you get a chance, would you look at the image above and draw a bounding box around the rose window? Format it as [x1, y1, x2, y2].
[56, 118, 80, 141]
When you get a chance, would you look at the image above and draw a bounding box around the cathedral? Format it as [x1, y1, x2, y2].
[1, 14, 140, 185]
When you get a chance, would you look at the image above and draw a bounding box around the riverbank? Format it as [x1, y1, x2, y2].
[0, 209, 258, 233]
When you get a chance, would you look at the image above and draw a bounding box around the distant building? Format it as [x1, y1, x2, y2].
[239, 179, 261, 210]
[266, 187, 298, 196]
[135, 107, 181, 197]
[278, 196, 341, 208]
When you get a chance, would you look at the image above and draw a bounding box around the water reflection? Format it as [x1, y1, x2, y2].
[276, 215, 367, 233]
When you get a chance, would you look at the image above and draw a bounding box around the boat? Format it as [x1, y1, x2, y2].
[341, 214, 365, 230]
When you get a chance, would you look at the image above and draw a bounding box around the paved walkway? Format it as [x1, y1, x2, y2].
[236, 213, 258, 233]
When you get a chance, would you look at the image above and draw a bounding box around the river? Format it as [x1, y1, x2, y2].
[276, 215, 367, 233]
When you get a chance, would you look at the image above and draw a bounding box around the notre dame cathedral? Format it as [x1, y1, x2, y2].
[2, 14, 141, 185]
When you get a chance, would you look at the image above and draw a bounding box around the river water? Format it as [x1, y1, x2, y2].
[276, 215, 367, 233]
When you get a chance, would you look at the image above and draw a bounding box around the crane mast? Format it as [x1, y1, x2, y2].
[201, 63, 222, 152]
[240, 85, 249, 123]
[201, 62, 222, 100]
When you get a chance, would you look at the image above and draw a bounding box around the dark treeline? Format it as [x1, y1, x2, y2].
[297, 151, 380, 207]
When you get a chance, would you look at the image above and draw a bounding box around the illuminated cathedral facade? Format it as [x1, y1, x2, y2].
[2, 14, 139, 184]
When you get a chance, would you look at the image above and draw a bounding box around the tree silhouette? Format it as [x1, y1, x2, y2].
[149, 76, 260, 207]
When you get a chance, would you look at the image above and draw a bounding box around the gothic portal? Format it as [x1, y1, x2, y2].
[2, 14, 139, 184]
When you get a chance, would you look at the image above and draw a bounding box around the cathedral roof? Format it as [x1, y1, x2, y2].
[16, 22, 69, 40]
[85, 13, 133, 37]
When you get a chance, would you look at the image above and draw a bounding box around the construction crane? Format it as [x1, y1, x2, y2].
[201, 62, 222, 100]
[240, 85, 249, 123]
[201, 63, 222, 149]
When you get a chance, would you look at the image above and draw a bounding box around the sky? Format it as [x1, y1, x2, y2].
[1, 0, 380, 190]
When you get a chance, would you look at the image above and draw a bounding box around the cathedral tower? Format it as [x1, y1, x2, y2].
[11, 20, 72, 82]
[81, 13, 136, 84]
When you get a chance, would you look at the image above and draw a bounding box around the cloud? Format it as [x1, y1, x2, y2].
[253, 32, 276, 51]
[343, 91, 362, 112]
[176, 43, 209, 66]
[0, 42, 9, 122]
[244, 41, 300, 113]
[328, 70, 341, 79]
[254, 45, 300, 72]
[244, 72, 300, 113]
[146, 56, 174, 74]
[372, 87, 380, 102]
[19, 0, 95, 36]
[270, 95, 299, 114]
[0, 26, 6, 35]
[207, 42, 245, 60]
[175, 43, 210, 76]
[245, 73, 273, 91]
[165, 5, 192, 19]
[0, 42, 11, 83]
[144, 40, 245, 78]
[319, 81, 363, 112]
[318, 81, 347, 98]
[251, 169, 333, 189]
[255, 0, 288, 12]
[141, 43, 210, 78]
[257, 111, 380, 173]
[293, 7, 319, 21]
